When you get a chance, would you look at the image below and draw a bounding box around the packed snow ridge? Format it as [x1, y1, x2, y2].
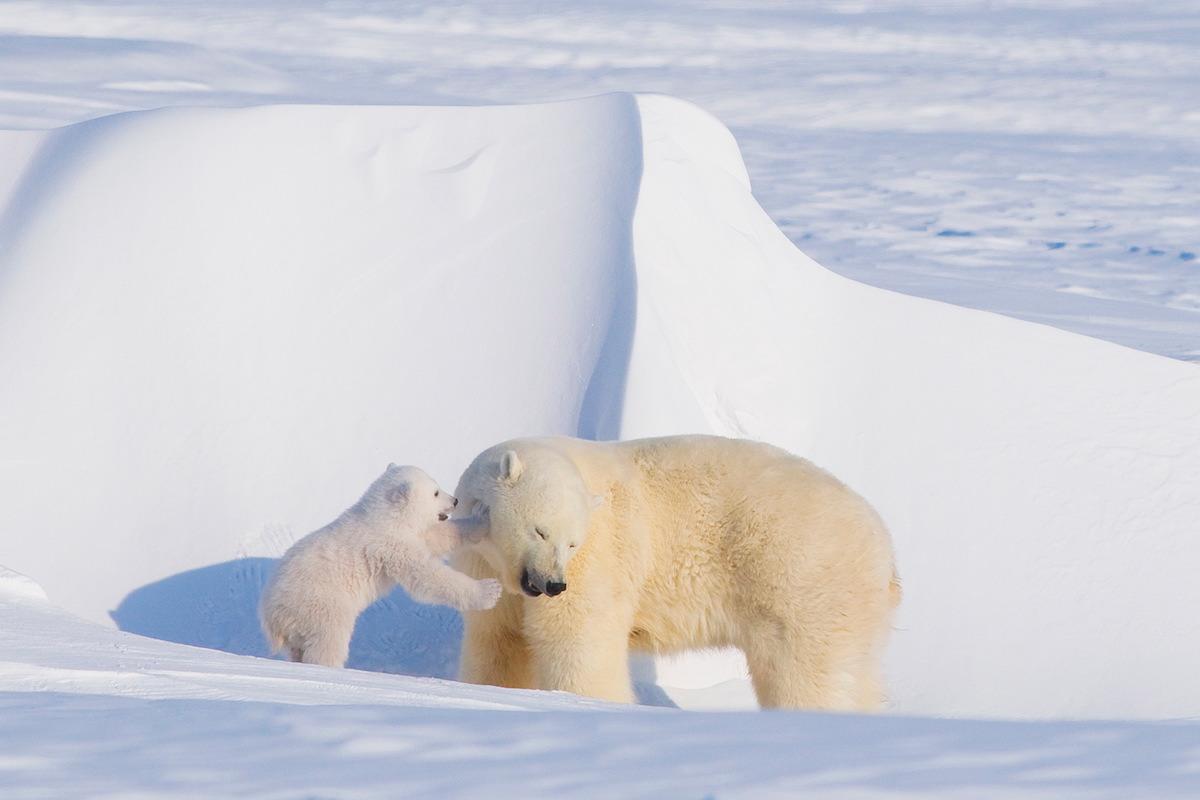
[0, 94, 1198, 733]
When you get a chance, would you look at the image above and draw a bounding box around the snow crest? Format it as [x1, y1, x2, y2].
[0, 566, 48, 603]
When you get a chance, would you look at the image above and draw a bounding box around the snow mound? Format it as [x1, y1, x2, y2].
[0, 566, 49, 603]
[1, 94, 1198, 720]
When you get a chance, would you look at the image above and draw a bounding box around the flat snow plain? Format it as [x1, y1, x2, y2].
[1, 3, 1199, 798]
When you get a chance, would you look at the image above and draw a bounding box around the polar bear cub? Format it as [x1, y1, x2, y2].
[260, 464, 501, 667]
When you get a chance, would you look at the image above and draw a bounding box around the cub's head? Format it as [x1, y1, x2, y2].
[455, 444, 600, 598]
[366, 464, 457, 527]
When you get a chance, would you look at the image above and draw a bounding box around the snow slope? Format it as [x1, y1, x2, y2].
[627, 97, 1200, 718]
[1, 0, 1198, 360]
[2, 94, 1199, 729]
[0, 94, 643, 619]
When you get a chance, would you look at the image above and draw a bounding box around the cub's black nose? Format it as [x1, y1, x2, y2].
[453, 497, 458, 507]
[545, 581, 567, 597]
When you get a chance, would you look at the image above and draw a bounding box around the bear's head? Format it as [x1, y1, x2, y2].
[362, 463, 457, 529]
[455, 444, 597, 598]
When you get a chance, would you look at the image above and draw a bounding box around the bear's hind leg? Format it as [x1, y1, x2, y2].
[741, 621, 877, 711]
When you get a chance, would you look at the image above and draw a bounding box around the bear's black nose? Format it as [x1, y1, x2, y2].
[545, 581, 567, 597]
[453, 497, 458, 507]
[520, 568, 542, 597]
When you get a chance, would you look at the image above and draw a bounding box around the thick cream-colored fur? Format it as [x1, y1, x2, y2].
[260, 464, 500, 667]
[452, 436, 900, 710]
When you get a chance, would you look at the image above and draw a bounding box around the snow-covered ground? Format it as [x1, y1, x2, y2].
[2, 3, 1199, 797]
[1, 0, 1198, 358]
[5, 576, 1200, 799]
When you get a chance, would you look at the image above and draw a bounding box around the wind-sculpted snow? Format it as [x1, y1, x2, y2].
[0, 95, 643, 621]
[2, 0, 1198, 359]
[2, 95, 1200, 724]
[628, 97, 1200, 720]
[2, 95, 1198, 725]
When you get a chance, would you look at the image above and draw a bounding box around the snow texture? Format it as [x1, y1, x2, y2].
[2, 3, 1199, 798]
[3, 582, 1200, 799]
[1, 0, 1198, 359]
[3, 90, 1198, 720]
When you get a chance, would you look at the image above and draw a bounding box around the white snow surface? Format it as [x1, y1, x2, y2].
[5, 90, 1199, 717]
[0, 0, 1198, 359]
[3, 582, 1200, 799]
[2, 4, 1200, 797]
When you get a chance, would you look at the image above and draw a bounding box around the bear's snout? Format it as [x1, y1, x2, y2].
[520, 567, 566, 598]
[519, 567, 542, 597]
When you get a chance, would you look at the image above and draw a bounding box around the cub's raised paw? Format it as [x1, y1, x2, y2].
[469, 578, 503, 610]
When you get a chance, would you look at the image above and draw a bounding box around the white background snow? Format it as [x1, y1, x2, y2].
[2, 0, 1198, 359]
[1, 2, 1199, 798]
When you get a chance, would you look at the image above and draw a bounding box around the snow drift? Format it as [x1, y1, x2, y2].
[1, 94, 1198, 720]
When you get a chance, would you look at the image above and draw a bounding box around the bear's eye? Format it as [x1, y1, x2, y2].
[569, 543, 577, 549]
[434, 490, 440, 497]
[535, 528, 548, 541]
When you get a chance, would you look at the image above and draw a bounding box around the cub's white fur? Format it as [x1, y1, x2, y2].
[260, 464, 500, 667]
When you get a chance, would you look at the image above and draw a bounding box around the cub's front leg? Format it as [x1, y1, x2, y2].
[381, 543, 500, 611]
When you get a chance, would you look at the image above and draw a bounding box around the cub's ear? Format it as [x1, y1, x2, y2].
[387, 462, 401, 473]
[590, 494, 605, 510]
[499, 450, 524, 484]
[386, 481, 410, 505]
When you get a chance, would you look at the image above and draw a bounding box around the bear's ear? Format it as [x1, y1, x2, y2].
[590, 494, 605, 510]
[499, 450, 524, 484]
[387, 462, 400, 473]
[386, 481, 410, 505]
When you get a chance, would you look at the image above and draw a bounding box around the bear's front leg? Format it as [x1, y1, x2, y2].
[523, 587, 636, 704]
[459, 594, 535, 690]
[455, 550, 535, 690]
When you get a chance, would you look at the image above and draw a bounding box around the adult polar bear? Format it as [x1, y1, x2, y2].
[452, 435, 900, 710]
